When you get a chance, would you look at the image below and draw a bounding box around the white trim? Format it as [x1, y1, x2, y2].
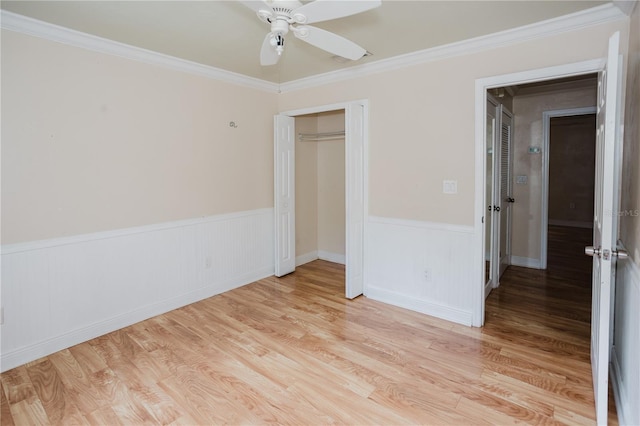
[1, 267, 272, 372]
[611, 346, 629, 426]
[1, 208, 273, 255]
[510, 256, 543, 269]
[610, 258, 640, 426]
[366, 285, 473, 326]
[541, 106, 597, 269]
[548, 219, 594, 229]
[0, 10, 279, 93]
[318, 251, 346, 265]
[296, 251, 319, 266]
[279, 4, 624, 93]
[613, 0, 638, 16]
[474, 59, 605, 327]
[368, 216, 474, 234]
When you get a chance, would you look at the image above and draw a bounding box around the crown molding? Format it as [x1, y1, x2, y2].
[613, 0, 638, 16]
[0, 3, 627, 95]
[0, 10, 280, 93]
[279, 3, 627, 93]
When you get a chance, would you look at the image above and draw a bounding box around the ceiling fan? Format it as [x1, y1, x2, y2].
[241, 0, 381, 66]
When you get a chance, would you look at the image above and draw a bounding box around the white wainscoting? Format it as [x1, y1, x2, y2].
[365, 216, 475, 326]
[611, 258, 640, 426]
[0, 208, 274, 372]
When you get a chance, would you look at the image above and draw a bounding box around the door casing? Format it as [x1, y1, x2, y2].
[473, 59, 606, 327]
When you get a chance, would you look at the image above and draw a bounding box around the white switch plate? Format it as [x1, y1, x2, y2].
[516, 175, 528, 185]
[443, 180, 457, 194]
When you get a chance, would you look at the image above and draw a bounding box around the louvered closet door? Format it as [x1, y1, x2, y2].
[498, 108, 513, 278]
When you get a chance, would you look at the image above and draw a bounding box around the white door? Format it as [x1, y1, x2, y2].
[498, 107, 513, 278]
[587, 31, 623, 426]
[345, 103, 365, 298]
[484, 97, 498, 298]
[274, 115, 296, 277]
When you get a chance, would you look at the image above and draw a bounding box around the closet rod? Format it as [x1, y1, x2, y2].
[298, 131, 345, 142]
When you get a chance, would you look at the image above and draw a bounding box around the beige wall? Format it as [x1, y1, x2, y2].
[548, 115, 596, 225]
[620, 3, 640, 265]
[278, 20, 627, 228]
[511, 84, 597, 260]
[1, 30, 277, 244]
[294, 115, 318, 257]
[317, 111, 346, 256]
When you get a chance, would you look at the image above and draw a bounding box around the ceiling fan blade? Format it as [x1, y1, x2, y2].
[293, 0, 381, 24]
[260, 33, 280, 66]
[239, 1, 274, 13]
[294, 25, 366, 60]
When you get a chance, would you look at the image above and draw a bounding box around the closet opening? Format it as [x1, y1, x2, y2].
[274, 100, 368, 299]
[295, 110, 347, 287]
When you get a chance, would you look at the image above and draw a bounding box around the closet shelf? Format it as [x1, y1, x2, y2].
[298, 131, 345, 142]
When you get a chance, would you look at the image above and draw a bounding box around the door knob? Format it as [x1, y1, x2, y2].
[613, 248, 629, 260]
[585, 246, 601, 257]
[507, 197, 515, 203]
[493, 206, 501, 212]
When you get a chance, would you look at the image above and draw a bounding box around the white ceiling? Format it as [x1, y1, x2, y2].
[1, 0, 611, 83]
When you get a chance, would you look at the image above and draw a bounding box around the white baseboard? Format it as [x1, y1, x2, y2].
[1, 208, 274, 372]
[366, 285, 473, 326]
[548, 219, 593, 229]
[318, 250, 346, 265]
[296, 251, 319, 266]
[611, 346, 629, 426]
[610, 258, 640, 426]
[296, 250, 345, 266]
[510, 256, 543, 269]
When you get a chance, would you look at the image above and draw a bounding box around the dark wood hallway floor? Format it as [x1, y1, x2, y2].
[484, 224, 618, 424]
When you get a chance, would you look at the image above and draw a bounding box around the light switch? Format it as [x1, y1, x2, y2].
[443, 180, 457, 194]
[516, 175, 528, 185]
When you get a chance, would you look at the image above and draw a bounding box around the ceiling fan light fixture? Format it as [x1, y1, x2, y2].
[270, 33, 286, 55]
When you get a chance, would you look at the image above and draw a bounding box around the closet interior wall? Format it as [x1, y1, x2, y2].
[294, 110, 346, 265]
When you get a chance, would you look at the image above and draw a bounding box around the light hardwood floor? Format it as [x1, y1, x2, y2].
[1, 226, 618, 424]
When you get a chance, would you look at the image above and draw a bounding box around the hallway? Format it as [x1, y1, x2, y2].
[484, 224, 618, 424]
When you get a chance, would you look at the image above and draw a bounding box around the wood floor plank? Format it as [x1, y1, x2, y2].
[0, 227, 619, 424]
[6, 398, 50, 425]
[0, 380, 15, 426]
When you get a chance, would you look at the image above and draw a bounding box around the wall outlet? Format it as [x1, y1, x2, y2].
[443, 180, 458, 194]
[424, 268, 432, 283]
[205, 256, 212, 269]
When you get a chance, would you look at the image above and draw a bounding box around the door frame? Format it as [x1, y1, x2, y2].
[277, 100, 369, 298]
[539, 106, 597, 270]
[473, 59, 605, 326]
